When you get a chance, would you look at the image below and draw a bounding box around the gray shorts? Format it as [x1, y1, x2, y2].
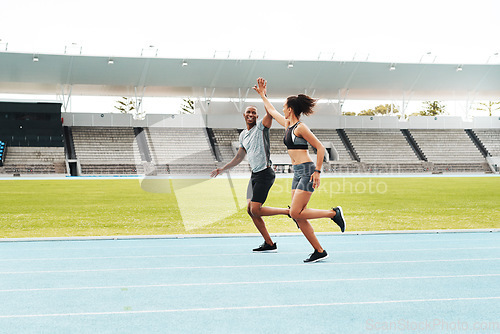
[292, 162, 315, 193]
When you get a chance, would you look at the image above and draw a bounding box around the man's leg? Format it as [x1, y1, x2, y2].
[246, 177, 275, 247]
[247, 200, 274, 246]
[249, 168, 289, 219]
[249, 202, 289, 217]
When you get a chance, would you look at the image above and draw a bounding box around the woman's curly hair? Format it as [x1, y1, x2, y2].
[286, 94, 317, 118]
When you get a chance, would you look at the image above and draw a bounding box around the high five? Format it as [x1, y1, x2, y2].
[253, 77, 346, 263]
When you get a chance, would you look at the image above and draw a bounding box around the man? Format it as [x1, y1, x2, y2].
[211, 105, 289, 252]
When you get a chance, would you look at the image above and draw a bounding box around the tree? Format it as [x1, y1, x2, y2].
[419, 101, 445, 116]
[342, 111, 356, 116]
[114, 96, 145, 120]
[114, 97, 135, 114]
[476, 101, 500, 116]
[358, 104, 400, 116]
[358, 109, 376, 116]
[180, 98, 195, 114]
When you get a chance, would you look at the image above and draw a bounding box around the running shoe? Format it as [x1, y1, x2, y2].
[288, 205, 300, 229]
[332, 206, 346, 233]
[304, 249, 329, 263]
[253, 242, 277, 252]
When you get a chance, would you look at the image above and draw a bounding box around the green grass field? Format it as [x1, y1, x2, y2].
[0, 176, 499, 238]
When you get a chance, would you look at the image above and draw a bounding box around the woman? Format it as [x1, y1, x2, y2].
[254, 77, 346, 263]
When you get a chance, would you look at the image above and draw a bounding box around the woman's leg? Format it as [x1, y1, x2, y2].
[291, 190, 324, 252]
[289, 189, 335, 220]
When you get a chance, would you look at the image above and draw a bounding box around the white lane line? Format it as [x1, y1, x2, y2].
[0, 246, 499, 262]
[0, 274, 499, 293]
[1, 296, 499, 318]
[1, 236, 497, 252]
[1, 258, 499, 275]
[2, 253, 296, 262]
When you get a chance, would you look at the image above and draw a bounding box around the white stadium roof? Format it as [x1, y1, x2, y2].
[0, 52, 499, 101]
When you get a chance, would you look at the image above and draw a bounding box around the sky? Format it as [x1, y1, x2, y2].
[1, 0, 499, 116]
[2, 0, 498, 63]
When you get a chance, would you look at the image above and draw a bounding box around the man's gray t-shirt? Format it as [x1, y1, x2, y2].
[239, 119, 272, 173]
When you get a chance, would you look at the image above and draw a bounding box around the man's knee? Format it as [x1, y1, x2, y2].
[249, 202, 263, 217]
[247, 203, 253, 217]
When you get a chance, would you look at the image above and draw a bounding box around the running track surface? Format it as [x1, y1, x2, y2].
[1, 232, 499, 333]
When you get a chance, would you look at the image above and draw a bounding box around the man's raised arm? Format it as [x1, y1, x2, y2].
[253, 77, 286, 127]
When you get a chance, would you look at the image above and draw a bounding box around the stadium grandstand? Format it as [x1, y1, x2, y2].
[0, 52, 499, 176]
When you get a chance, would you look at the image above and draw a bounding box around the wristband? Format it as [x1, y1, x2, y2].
[314, 169, 321, 174]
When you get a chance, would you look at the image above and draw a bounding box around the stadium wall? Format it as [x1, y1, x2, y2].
[471, 116, 500, 129]
[63, 113, 206, 128]
[62, 113, 500, 130]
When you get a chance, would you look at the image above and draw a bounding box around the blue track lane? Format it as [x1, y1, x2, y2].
[0, 232, 499, 333]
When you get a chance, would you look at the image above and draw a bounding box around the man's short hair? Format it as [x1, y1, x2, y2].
[244, 105, 258, 113]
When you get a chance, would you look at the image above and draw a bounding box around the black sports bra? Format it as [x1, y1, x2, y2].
[284, 122, 309, 150]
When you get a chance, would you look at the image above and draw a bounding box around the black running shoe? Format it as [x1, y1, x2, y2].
[304, 249, 329, 263]
[332, 206, 346, 233]
[288, 205, 300, 229]
[253, 242, 277, 252]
